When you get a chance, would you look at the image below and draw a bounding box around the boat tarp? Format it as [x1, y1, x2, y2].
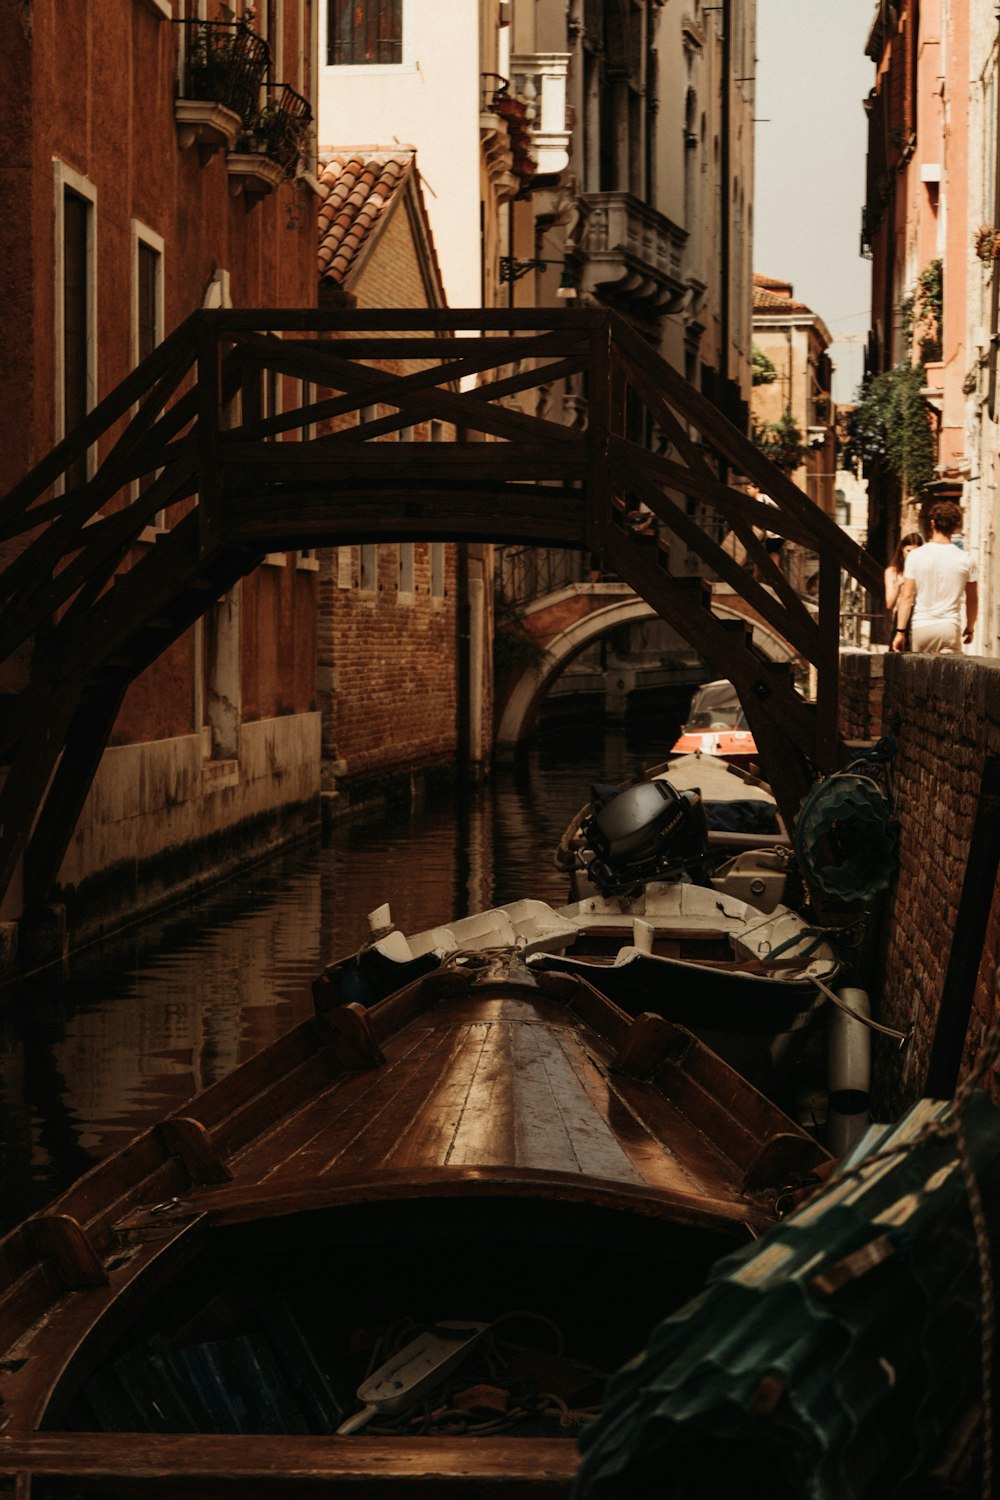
[573, 1092, 999, 1499]
[531, 951, 821, 1032]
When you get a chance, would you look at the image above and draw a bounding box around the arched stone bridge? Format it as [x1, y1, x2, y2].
[497, 580, 803, 757]
[0, 307, 880, 911]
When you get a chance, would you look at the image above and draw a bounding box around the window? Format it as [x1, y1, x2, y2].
[63, 192, 90, 489]
[328, 0, 401, 66]
[360, 544, 378, 591]
[399, 543, 414, 592]
[54, 162, 98, 492]
[430, 542, 445, 598]
[132, 223, 164, 504]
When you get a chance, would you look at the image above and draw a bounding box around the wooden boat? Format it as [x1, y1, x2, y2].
[349, 889, 839, 1091]
[0, 955, 827, 1497]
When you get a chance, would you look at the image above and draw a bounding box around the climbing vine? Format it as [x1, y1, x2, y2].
[915, 258, 943, 362]
[843, 362, 936, 500]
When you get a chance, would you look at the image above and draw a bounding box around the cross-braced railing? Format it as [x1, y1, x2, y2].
[0, 307, 881, 915]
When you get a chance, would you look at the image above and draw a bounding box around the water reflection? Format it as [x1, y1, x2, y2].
[0, 717, 676, 1230]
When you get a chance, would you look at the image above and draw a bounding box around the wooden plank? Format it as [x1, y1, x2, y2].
[283, 1025, 468, 1181]
[195, 328, 222, 560]
[220, 442, 586, 479]
[0, 313, 199, 517]
[0, 1432, 580, 1492]
[242, 354, 590, 447]
[612, 444, 818, 547]
[235, 1029, 431, 1183]
[598, 525, 817, 765]
[23, 678, 130, 908]
[443, 1019, 518, 1167]
[221, 492, 588, 550]
[814, 548, 843, 773]
[520, 1025, 647, 1182]
[608, 454, 820, 663]
[209, 305, 606, 332]
[584, 318, 615, 557]
[611, 314, 882, 593]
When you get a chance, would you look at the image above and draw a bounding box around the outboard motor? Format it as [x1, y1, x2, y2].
[577, 779, 709, 896]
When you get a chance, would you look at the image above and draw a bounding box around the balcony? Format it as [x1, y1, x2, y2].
[174, 19, 271, 153]
[228, 84, 313, 199]
[577, 192, 688, 317]
[480, 73, 538, 202]
[510, 53, 571, 178]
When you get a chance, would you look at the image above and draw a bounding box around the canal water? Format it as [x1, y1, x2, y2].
[0, 716, 676, 1232]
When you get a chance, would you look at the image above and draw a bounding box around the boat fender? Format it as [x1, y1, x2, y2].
[827, 987, 872, 1157]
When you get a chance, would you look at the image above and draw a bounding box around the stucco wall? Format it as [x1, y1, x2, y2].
[840, 649, 1000, 1115]
[55, 712, 321, 939]
[317, 0, 481, 308]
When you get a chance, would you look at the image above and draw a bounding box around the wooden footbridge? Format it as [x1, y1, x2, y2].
[0, 308, 880, 912]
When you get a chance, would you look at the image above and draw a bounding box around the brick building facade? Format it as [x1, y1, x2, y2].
[841, 649, 1000, 1114]
[314, 151, 492, 814]
[0, 0, 323, 945]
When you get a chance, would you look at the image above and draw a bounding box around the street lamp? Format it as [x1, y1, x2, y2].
[498, 256, 578, 299]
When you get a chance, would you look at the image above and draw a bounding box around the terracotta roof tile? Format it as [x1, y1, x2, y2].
[315, 149, 416, 283]
[753, 272, 813, 314]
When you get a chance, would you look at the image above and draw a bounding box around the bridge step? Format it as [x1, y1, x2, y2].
[717, 616, 754, 651]
[670, 575, 713, 612]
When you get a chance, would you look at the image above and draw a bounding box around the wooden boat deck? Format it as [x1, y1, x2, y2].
[0, 964, 828, 1496]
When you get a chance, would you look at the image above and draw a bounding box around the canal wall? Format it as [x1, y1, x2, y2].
[840, 648, 1000, 1115]
[47, 713, 321, 950]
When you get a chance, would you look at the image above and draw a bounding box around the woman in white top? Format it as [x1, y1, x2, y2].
[884, 532, 923, 645]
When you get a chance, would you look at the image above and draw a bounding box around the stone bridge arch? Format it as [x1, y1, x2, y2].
[496, 582, 801, 759]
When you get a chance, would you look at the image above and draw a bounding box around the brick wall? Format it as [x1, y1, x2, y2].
[839, 650, 1000, 1114]
[324, 539, 459, 794]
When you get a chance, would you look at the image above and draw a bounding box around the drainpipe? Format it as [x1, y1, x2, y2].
[720, 0, 732, 395]
[988, 14, 1000, 417]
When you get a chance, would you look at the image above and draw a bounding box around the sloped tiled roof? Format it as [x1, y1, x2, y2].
[752, 271, 813, 314]
[316, 148, 415, 283]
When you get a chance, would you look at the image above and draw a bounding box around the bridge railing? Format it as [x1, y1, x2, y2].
[0, 306, 884, 909]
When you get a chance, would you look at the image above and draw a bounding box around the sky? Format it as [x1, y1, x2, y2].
[753, 0, 877, 403]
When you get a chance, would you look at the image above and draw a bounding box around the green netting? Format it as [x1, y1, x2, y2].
[575, 1094, 998, 1499]
[794, 774, 898, 905]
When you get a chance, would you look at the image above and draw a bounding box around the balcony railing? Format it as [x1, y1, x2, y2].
[480, 73, 537, 187]
[577, 192, 687, 316]
[240, 84, 313, 175]
[175, 19, 271, 126]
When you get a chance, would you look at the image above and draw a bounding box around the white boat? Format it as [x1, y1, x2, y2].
[341, 887, 839, 1091]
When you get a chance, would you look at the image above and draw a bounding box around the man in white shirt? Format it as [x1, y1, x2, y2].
[891, 500, 977, 654]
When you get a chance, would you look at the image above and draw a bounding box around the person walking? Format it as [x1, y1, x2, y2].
[884, 531, 924, 646]
[891, 500, 977, 655]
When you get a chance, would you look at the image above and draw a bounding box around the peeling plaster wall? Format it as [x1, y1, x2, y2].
[54, 713, 321, 942]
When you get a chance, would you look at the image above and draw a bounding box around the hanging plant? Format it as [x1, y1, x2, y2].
[842, 363, 936, 500]
[975, 225, 1000, 262]
[751, 345, 778, 387]
[915, 258, 943, 361]
[751, 411, 807, 474]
